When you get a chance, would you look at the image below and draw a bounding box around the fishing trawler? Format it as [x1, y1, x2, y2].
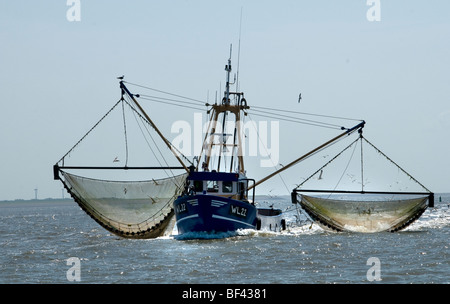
[53, 48, 434, 238]
[173, 55, 259, 234]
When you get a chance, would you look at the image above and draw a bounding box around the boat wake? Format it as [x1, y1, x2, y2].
[164, 202, 450, 240]
[173, 230, 239, 240]
[403, 203, 450, 231]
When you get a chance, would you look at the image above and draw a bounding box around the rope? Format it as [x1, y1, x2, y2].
[328, 136, 359, 197]
[139, 94, 207, 109]
[123, 96, 193, 167]
[246, 112, 291, 194]
[58, 91, 189, 188]
[296, 134, 431, 195]
[138, 95, 207, 112]
[124, 97, 181, 184]
[362, 136, 432, 193]
[247, 110, 342, 130]
[249, 108, 346, 130]
[123, 81, 206, 104]
[295, 136, 360, 189]
[58, 99, 122, 164]
[121, 99, 129, 167]
[250, 105, 363, 122]
[360, 133, 364, 192]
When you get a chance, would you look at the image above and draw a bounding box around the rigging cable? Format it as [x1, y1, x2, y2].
[123, 81, 206, 104]
[57, 99, 122, 165]
[327, 136, 359, 198]
[248, 108, 345, 130]
[123, 96, 190, 186]
[125, 80, 360, 128]
[122, 96, 186, 186]
[295, 135, 360, 189]
[362, 136, 431, 193]
[123, 95, 193, 167]
[251, 105, 363, 122]
[196, 112, 214, 170]
[292, 135, 360, 225]
[246, 112, 291, 194]
[360, 132, 364, 192]
[121, 99, 129, 167]
[138, 94, 207, 112]
[124, 97, 165, 168]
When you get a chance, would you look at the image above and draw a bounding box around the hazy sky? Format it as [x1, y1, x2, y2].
[1, 1, 449, 200]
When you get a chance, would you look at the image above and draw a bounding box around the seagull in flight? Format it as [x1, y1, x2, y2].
[318, 170, 323, 180]
[113, 157, 120, 162]
[298, 93, 302, 103]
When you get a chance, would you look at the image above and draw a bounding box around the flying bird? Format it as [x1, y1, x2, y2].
[298, 93, 302, 103]
[117, 75, 124, 80]
[113, 157, 120, 162]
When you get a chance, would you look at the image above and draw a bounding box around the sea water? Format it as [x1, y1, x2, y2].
[0, 195, 448, 284]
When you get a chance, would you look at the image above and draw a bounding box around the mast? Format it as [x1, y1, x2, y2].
[202, 48, 248, 174]
[217, 46, 232, 171]
[225, 45, 232, 105]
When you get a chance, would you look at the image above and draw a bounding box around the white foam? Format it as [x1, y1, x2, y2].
[404, 204, 450, 231]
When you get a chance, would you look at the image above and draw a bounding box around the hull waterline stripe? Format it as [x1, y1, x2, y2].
[176, 214, 199, 224]
[211, 214, 255, 228]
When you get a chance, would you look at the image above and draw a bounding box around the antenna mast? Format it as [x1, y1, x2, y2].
[202, 46, 248, 174]
[224, 45, 232, 105]
[217, 45, 232, 171]
[236, 7, 243, 92]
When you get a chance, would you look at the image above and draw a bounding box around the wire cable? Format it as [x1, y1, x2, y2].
[249, 108, 345, 129]
[124, 81, 206, 104]
[251, 105, 363, 122]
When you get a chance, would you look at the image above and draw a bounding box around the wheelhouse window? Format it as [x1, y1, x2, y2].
[207, 180, 219, 192]
[222, 181, 233, 193]
[193, 180, 203, 192]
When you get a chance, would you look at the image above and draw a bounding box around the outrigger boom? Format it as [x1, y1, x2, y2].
[120, 81, 190, 173]
[249, 120, 366, 190]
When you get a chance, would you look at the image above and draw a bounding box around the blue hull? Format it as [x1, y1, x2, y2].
[174, 194, 257, 234]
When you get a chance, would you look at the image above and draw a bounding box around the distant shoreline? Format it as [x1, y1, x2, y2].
[1, 193, 449, 204]
[0, 198, 75, 204]
[0, 194, 291, 204]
